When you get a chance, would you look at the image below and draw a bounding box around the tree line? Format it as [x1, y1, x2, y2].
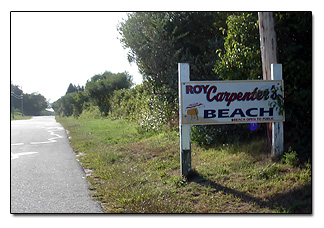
[53, 12, 312, 162]
[52, 71, 133, 117]
[11, 83, 49, 117]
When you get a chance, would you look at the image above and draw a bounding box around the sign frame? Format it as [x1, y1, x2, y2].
[180, 79, 284, 125]
[178, 63, 284, 176]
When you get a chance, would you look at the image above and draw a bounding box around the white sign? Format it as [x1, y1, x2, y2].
[180, 80, 284, 125]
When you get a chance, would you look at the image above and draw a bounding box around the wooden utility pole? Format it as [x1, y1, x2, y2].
[11, 94, 14, 119]
[258, 12, 278, 80]
[258, 12, 284, 157]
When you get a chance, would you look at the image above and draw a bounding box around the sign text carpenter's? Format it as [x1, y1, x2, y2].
[181, 80, 284, 125]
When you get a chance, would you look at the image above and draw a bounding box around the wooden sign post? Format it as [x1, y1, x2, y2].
[271, 64, 284, 157]
[178, 63, 284, 177]
[178, 63, 192, 176]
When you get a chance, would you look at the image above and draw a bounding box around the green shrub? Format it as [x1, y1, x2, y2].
[281, 147, 299, 167]
[192, 124, 265, 146]
[169, 176, 187, 188]
[79, 104, 102, 119]
[109, 84, 175, 133]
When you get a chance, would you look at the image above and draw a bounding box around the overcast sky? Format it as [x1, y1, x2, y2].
[11, 12, 142, 102]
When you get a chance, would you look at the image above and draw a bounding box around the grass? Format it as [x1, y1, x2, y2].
[10, 112, 32, 120]
[57, 116, 312, 213]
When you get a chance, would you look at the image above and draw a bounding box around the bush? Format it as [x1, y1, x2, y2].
[79, 104, 103, 119]
[275, 12, 312, 161]
[214, 12, 312, 162]
[192, 124, 266, 146]
[109, 84, 176, 133]
[281, 147, 299, 167]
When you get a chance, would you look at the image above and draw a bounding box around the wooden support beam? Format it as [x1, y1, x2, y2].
[271, 64, 284, 157]
[178, 63, 191, 176]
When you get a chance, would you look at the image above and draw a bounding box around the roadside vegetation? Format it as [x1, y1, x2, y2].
[10, 110, 32, 120]
[11, 83, 50, 119]
[53, 12, 312, 162]
[57, 116, 311, 213]
[53, 12, 311, 213]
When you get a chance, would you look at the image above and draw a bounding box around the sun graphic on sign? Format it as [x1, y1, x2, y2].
[185, 103, 204, 120]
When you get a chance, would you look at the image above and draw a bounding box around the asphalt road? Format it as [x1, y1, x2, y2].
[11, 116, 103, 213]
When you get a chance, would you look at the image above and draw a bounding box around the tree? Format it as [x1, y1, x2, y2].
[85, 71, 133, 115]
[213, 12, 312, 160]
[11, 84, 23, 117]
[66, 83, 76, 94]
[214, 12, 262, 80]
[119, 12, 227, 94]
[118, 12, 229, 126]
[23, 93, 48, 116]
[53, 85, 88, 117]
[52, 72, 132, 117]
[274, 12, 312, 160]
[11, 83, 48, 116]
[72, 91, 89, 117]
[66, 83, 84, 95]
[192, 12, 263, 147]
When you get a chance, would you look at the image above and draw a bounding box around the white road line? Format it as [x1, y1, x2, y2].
[30, 128, 64, 145]
[11, 152, 38, 160]
[30, 141, 54, 145]
[11, 143, 24, 146]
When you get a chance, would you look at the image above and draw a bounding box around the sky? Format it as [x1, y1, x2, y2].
[11, 12, 142, 102]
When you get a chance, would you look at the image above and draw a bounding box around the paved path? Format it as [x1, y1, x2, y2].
[11, 116, 103, 213]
